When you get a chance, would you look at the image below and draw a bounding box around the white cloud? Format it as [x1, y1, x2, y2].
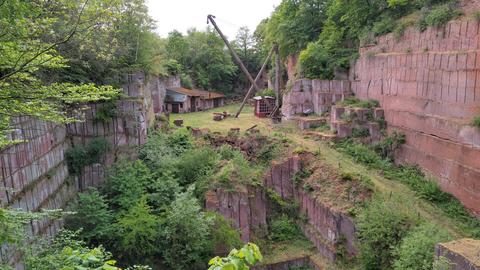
[146, 0, 281, 39]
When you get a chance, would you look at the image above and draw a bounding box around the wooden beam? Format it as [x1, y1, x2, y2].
[234, 46, 275, 118]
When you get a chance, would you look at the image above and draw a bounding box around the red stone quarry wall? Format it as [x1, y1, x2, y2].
[282, 79, 351, 118]
[350, 16, 480, 216]
[0, 72, 168, 265]
[206, 155, 357, 262]
[264, 156, 357, 261]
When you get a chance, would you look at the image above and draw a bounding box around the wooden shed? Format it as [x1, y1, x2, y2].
[253, 96, 275, 118]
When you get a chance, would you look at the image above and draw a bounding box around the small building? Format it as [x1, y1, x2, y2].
[253, 96, 276, 118]
[165, 87, 225, 113]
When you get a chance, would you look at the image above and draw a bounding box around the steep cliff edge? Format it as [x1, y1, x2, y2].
[350, 12, 480, 216]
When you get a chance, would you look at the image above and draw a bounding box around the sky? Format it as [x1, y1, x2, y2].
[146, 0, 282, 39]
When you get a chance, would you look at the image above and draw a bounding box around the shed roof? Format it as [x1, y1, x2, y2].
[253, 96, 275, 100]
[167, 87, 225, 99]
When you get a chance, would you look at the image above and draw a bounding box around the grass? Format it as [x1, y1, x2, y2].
[169, 104, 272, 133]
[169, 103, 477, 240]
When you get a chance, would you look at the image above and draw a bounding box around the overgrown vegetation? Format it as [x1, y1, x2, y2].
[334, 138, 480, 238]
[65, 138, 110, 175]
[258, 0, 462, 79]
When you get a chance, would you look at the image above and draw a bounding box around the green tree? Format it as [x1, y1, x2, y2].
[160, 190, 213, 270]
[0, 0, 120, 148]
[102, 159, 154, 211]
[65, 188, 115, 247]
[116, 197, 160, 262]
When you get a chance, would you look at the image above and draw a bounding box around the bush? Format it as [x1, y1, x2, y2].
[357, 197, 420, 269]
[160, 190, 213, 270]
[255, 88, 276, 97]
[145, 171, 181, 212]
[102, 159, 154, 211]
[65, 188, 115, 247]
[270, 215, 303, 242]
[116, 197, 160, 262]
[372, 17, 396, 36]
[393, 222, 452, 270]
[216, 153, 261, 188]
[175, 147, 218, 187]
[139, 132, 178, 173]
[65, 138, 110, 175]
[425, 5, 462, 28]
[166, 128, 195, 156]
[471, 116, 480, 128]
[372, 131, 406, 160]
[206, 212, 243, 254]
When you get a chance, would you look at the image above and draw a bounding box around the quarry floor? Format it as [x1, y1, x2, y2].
[170, 103, 473, 267]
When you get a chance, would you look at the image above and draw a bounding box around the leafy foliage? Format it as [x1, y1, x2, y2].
[65, 137, 111, 175]
[269, 215, 303, 241]
[102, 159, 154, 211]
[207, 212, 243, 254]
[208, 243, 263, 270]
[160, 190, 213, 270]
[357, 197, 420, 269]
[175, 147, 218, 187]
[116, 197, 160, 262]
[165, 29, 238, 93]
[65, 188, 115, 247]
[393, 223, 452, 270]
[335, 139, 480, 237]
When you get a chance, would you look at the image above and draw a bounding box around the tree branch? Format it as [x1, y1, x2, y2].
[0, 0, 90, 82]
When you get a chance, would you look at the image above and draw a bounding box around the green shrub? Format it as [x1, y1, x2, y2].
[65, 188, 115, 247]
[160, 190, 213, 270]
[372, 17, 396, 36]
[167, 128, 194, 156]
[352, 127, 370, 138]
[93, 101, 117, 123]
[471, 116, 480, 128]
[372, 131, 406, 160]
[116, 197, 160, 262]
[393, 222, 452, 270]
[65, 138, 110, 175]
[357, 197, 420, 269]
[270, 215, 303, 241]
[425, 5, 462, 28]
[255, 88, 276, 97]
[139, 132, 178, 173]
[206, 212, 243, 253]
[216, 153, 261, 188]
[337, 97, 379, 109]
[175, 147, 218, 187]
[102, 159, 154, 211]
[217, 144, 243, 160]
[145, 171, 181, 212]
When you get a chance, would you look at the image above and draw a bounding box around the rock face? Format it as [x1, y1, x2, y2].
[282, 79, 351, 118]
[264, 156, 357, 261]
[205, 187, 267, 243]
[350, 16, 480, 216]
[435, 238, 480, 270]
[0, 72, 171, 265]
[207, 155, 357, 261]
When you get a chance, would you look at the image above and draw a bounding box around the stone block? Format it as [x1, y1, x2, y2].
[336, 122, 352, 138]
[435, 239, 480, 270]
[331, 106, 345, 122]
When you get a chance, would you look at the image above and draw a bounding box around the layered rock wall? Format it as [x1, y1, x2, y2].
[264, 156, 357, 261]
[0, 72, 170, 265]
[350, 16, 480, 215]
[282, 79, 351, 118]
